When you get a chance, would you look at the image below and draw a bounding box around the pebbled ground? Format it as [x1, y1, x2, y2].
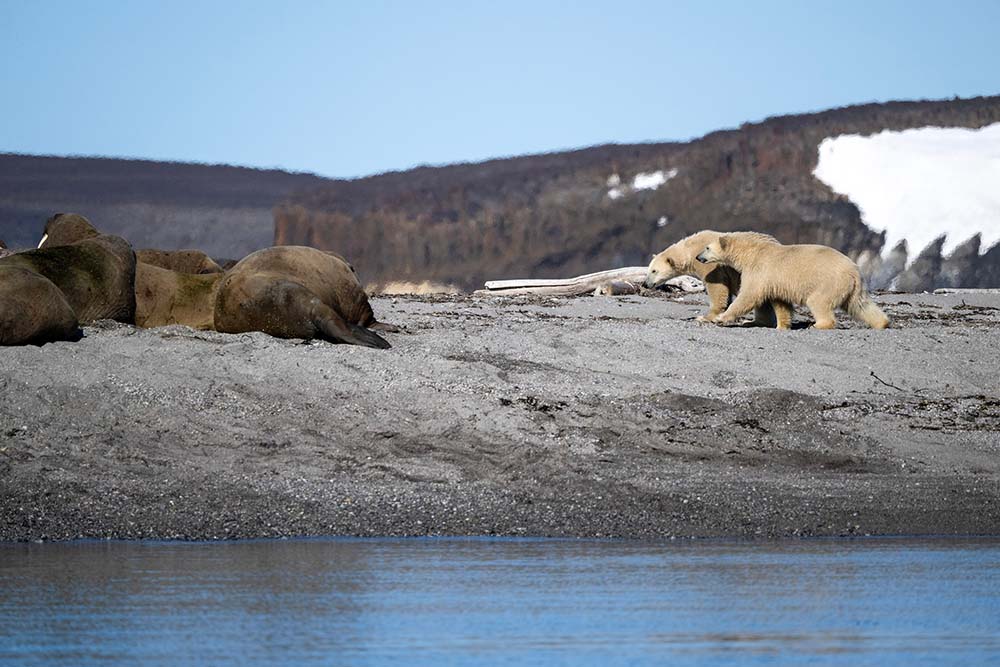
[0, 290, 998, 541]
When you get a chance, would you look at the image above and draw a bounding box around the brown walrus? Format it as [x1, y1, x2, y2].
[135, 245, 394, 348]
[3, 214, 136, 324]
[215, 246, 393, 348]
[136, 249, 224, 274]
[0, 266, 80, 345]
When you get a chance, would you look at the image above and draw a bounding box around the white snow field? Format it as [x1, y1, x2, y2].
[814, 122, 1000, 259]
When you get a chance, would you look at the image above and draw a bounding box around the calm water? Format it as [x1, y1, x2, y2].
[1, 537, 999, 666]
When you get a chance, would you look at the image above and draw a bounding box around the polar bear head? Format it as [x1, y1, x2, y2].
[696, 237, 727, 264]
[643, 249, 683, 288]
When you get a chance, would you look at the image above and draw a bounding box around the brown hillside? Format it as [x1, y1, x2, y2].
[276, 96, 1000, 290]
[0, 155, 328, 257]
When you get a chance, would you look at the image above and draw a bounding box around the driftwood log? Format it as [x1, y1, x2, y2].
[475, 267, 704, 297]
[933, 288, 1000, 294]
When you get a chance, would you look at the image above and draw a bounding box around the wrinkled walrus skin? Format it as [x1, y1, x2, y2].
[214, 246, 392, 349]
[5, 214, 137, 324]
[0, 266, 80, 345]
[135, 262, 223, 330]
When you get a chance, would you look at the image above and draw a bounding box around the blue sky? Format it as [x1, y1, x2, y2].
[2, 0, 998, 178]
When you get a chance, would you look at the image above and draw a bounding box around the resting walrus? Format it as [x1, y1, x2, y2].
[214, 246, 393, 348]
[136, 249, 224, 274]
[2, 213, 136, 324]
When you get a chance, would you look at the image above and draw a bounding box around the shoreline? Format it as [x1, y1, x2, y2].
[2, 291, 998, 542]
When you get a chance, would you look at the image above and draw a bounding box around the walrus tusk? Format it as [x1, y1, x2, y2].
[37, 234, 48, 249]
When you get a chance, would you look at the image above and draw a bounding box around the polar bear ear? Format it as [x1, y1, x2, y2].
[718, 236, 730, 251]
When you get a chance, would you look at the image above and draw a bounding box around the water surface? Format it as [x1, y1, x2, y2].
[2, 537, 999, 665]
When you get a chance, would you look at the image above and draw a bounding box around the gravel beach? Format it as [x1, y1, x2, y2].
[1, 290, 998, 541]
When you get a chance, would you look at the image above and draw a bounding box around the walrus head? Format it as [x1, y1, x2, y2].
[38, 213, 100, 248]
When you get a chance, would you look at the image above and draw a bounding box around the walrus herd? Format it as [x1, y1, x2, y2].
[1, 213, 394, 348]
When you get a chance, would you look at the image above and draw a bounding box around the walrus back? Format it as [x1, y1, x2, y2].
[7, 238, 136, 324]
[137, 249, 223, 275]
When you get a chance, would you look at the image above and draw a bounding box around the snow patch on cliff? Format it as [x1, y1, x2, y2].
[814, 123, 1000, 259]
[633, 168, 677, 191]
[606, 168, 678, 200]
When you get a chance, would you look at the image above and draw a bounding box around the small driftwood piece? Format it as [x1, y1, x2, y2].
[594, 280, 642, 296]
[475, 267, 704, 297]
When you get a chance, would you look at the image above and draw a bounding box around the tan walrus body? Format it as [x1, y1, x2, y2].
[136, 249, 224, 274]
[135, 263, 223, 329]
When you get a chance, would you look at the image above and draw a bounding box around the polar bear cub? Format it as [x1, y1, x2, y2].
[644, 230, 792, 327]
[696, 232, 889, 330]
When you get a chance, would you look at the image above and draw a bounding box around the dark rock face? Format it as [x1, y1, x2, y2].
[976, 243, 1000, 288]
[867, 241, 909, 290]
[895, 237, 946, 293]
[939, 234, 982, 289]
[275, 96, 1000, 290]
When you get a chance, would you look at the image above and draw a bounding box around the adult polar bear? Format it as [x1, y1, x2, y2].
[696, 232, 890, 330]
[643, 230, 792, 328]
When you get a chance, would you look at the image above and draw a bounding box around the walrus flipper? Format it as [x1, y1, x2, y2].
[313, 302, 391, 349]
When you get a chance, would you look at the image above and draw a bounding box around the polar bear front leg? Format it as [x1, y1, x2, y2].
[699, 281, 731, 323]
[715, 292, 758, 325]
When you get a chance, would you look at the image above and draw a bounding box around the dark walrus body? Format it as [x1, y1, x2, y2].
[5, 214, 136, 324]
[0, 214, 135, 344]
[0, 265, 79, 345]
[214, 246, 392, 349]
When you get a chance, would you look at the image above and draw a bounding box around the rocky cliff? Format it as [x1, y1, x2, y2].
[275, 96, 1000, 290]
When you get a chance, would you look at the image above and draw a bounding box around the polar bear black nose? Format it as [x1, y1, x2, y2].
[696, 251, 710, 263]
